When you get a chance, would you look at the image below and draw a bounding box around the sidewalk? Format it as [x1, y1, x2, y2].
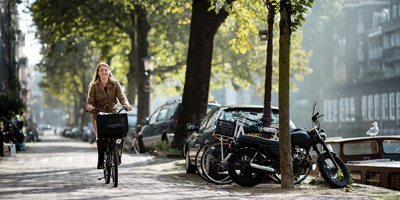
[0, 134, 399, 199]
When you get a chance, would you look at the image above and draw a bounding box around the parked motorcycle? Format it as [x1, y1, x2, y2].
[227, 102, 350, 188]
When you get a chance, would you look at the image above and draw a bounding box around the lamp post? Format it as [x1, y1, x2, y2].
[142, 55, 155, 116]
[259, 1, 276, 138]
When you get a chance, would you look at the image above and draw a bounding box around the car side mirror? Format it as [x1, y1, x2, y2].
[136, 125, 142, 134]
[141, 118, 149, 125]
[186, 123, 198, 131]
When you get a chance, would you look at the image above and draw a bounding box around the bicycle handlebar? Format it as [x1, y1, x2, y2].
[86, 105, 127, 114]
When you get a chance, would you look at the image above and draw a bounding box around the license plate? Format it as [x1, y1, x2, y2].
[247, 133, 259, 136]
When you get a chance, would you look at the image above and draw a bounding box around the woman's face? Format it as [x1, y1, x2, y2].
[98, 65, 110, 80]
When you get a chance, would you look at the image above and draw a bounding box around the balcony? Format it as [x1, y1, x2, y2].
[368, 47, 382, 60]
[383, 47, 400, 63]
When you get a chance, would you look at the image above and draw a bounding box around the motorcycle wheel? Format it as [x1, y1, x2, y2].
[228, 149, 266, 187]
[271, 154, 312, 184]
[317, 152, 350, 188]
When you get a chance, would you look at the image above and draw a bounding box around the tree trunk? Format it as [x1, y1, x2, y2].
[172, 0, 233, 149]
[135, 6, 151, 124]
[279, 0, 294, 189]
[127, 10, 137, 107]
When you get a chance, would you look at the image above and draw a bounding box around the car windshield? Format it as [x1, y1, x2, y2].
[221, 109, 263, 126]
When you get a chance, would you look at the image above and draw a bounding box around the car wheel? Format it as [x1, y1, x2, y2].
[181, 138, 188, 158]
[185, 150, 197, 174]
[135, 137, 145, 153]
[162, 133, 169, 144]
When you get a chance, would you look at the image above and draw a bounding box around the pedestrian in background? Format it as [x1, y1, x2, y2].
[86, 63, 132, 169]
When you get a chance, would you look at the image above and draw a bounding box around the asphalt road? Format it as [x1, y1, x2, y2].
[1, 133, 399, 200]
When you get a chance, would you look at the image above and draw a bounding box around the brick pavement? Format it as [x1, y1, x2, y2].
[1, 134, 399, 200]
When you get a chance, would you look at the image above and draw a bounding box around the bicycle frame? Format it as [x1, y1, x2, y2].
[215, 112, 257, 165]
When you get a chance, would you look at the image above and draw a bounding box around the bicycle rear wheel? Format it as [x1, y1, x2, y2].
[111, 142, 119, 187]
[201, 141, 233, 184]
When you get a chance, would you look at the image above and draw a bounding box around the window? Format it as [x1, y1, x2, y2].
[392, 33, 396, 47]
[384, 34, 390, 49]
[350, 97, 355, 121]
[374, 94, 380, 120]
[340, 98, 345, 122]
[205, 109, 221, 129]
[343, 140, 379, 155]
[389, 174, 400, 190]
[166, 103, 179, 119]
[397, 92, 400, 119]
[393, 5, 397, 19]
[382, 94, 388, 120]
[383, 140, 400, 153]
[358, 40, 365, 61]
[345, 98, 350, 121]
[327, 100, 332, 122]
[368, 95, 374, 121]
[362, 95, 368, 121]
[149, 107, 161, 124]
[156, 107, 168, 121]
[198, 108, 218, 131]
[324, 100, 328, 122]
[342, 37, 346, 56]
[333, 99, 338, 122]
[351, 171, 362, 184]
[389, 93, 396, 120]
[366, 172, 381, 187]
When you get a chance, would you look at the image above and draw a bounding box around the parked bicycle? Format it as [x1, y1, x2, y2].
[197, 112, 260, 184]
[88, 106, 128, 187]
[1, 116, 25, 151]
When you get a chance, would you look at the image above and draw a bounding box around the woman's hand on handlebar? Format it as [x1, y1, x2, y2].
[86, 107, 100, 113]
[125, 105, 132, 111]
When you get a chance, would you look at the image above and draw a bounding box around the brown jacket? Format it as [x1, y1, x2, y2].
[86, 79, 130, 121]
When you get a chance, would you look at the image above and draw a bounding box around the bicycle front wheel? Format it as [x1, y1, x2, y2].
[104, 145, 111, 184]
[195, 142, 213, 182]
[201, 141, 233, 184]
[111, 142, 119, 187]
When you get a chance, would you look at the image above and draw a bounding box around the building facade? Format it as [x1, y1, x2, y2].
[322, 0, 400, 138]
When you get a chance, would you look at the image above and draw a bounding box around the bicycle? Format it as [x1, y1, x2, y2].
[199, 112, 262, 184]
[88, 106, 128, 187]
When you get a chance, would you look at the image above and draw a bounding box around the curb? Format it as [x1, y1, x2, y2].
[152, 151, 181, 158]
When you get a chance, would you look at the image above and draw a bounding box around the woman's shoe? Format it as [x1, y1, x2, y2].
[97, 161, 104, 169]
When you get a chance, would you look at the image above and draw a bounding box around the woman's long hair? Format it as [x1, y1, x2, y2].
[89, 63, 114, 86]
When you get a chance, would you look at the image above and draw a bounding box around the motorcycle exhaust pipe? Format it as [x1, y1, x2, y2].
[250, 163, 276, 173]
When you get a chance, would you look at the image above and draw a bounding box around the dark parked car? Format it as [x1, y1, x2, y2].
[183, 105, 296, 173]
[70, 127, 81, 139]
[61, 127, 72, 138]
[121, 108, 138, 151]
[81, 124, 95, 143]
[134, 99, 220, 153]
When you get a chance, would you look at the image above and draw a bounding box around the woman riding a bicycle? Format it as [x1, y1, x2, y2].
[86, 63, 132, 169]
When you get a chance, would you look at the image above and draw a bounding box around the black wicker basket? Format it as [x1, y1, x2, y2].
[214, 119, 236, 137]
[97, 113, 128, 139]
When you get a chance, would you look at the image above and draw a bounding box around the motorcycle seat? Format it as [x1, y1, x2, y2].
[238, 135, 279, 145]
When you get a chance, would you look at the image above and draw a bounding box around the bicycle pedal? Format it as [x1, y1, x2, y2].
[98, 177, 103, 180]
